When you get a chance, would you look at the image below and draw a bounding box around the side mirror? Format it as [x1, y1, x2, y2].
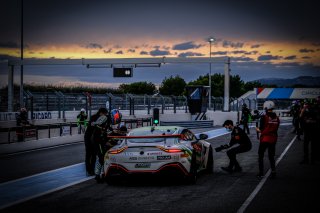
[198, 133, 208, 140]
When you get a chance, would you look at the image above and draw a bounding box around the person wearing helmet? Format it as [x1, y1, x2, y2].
[256, 101, 280, 178]
[77, 108, 88, 134]
[91, 108, 113, 183]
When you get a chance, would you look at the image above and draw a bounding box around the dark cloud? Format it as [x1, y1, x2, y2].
[178, 52, 205, 57]
[85, 43, 103, 49]
[299, 48, 315, 53]
[162, 46, 171, 50]
[149, 49, 171, 56]
[244, 51, 258, 55]
[257, 55, 282, 61]
[127, 49, 135, 53]
[302, 56, 311, 59]
[284, 55, 297, 60]
[0, 41, 19, 48]
[222, 40, 244, 48]
[212, 51, 228, 55]
[113, 45, 122, 49]
[172, 41, 202, 50]
[312, 42, 320, 46]
[265, 51, 271, 53]
[231, 50, 246, 54]
[231, 57, 254, 62]
[103, 48, 112, 54]
[251, 44, 261, 48]
[115, 50, 123, 54]
[140, 51, 149, 55]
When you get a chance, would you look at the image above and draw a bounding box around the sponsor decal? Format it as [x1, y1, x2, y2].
[129, 157, 138, 160]
[137, 156, 155, 160]
[122, 152, 136, 156]
[173, 155, 180, 160]
[147, 152, 163, 156]
[135, 163, 151, 168]
[110, 157, 117, 162]
[157, 155, 171, 160]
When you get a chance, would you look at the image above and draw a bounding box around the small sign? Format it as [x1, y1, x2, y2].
[61, 126, 71, 135]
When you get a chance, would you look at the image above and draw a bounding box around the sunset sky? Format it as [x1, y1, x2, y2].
[0, 0, 319, 88]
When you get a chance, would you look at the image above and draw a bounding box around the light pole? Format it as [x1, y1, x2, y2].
[208, 37, 215, 109]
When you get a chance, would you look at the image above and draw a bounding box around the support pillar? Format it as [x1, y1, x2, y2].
[223, 57, 230, 111]
[8, 65, 14, 112]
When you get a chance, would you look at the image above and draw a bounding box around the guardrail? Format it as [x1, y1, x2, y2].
[0, 122, 79, 144]
[0, 118, 153, 144]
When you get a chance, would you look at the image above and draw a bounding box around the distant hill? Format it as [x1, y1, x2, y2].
[253, 76, 320, 87]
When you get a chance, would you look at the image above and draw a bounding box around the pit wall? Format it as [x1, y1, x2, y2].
[0, 109, 290, 128]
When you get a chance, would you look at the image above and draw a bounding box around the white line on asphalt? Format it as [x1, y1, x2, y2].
[236, 135, 297, 213]
[0, 163, 86, 187]
[0, 176, 94, 210]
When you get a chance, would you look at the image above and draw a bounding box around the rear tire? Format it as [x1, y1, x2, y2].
[206, 146, 214, 174]
[186, 151, 197, 184]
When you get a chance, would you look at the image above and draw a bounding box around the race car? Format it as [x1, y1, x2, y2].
[103, 126, 213, 184]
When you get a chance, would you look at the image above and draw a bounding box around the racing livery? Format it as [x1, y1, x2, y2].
[103, 126, 213, 184]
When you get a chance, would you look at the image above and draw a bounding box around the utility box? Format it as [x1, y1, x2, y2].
[185, 85, 210, 114]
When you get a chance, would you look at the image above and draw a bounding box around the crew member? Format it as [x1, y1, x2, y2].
[256, 101, 280, 178]
[300, 99, 318, 164]
[290, 100, 302, 140]
[84, 108, 101, 176]
[16, 107, 30, 142]
[220, 120, 252, 173]
[91, 108, 112, 182]
[77, 108, 88, 134]
[241, 104, 251, 134]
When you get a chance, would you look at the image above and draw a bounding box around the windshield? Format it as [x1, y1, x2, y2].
[127, 128, 179, 143]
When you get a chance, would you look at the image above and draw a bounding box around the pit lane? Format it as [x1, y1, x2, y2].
[1, 125, 315, 213]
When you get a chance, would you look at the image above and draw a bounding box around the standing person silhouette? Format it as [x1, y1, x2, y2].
[256, 101, 280, 178]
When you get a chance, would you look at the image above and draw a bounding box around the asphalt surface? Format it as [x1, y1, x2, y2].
[0, 125, 319, 213]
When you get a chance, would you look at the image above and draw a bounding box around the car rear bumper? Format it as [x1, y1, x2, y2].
[105, 162, 190, 178]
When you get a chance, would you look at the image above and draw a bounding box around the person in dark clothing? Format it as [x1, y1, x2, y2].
[241, 104, 251, 134]
[290, 100, 302, 140]
[91, 108, 113, 182]
[220, 120, 252, 173]
[16, 107, 30, 142]
[256, 101, 280, 178]
[299, 100, 318, 164]
[84, 109, 101, 176]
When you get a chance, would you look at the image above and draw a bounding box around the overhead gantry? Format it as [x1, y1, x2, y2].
[6, 56, 231, 112]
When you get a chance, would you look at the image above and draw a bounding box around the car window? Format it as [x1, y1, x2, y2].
[127, 128, 179, 143]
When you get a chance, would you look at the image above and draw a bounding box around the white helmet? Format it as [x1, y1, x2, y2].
[80, 108, 86, 112]
[263, 101, 275, 110]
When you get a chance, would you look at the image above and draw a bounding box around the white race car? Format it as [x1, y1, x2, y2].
[103, 126, 213, 184]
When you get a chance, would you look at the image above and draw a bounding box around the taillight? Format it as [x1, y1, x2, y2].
[108, 146, 128, 154]
[157, 146, 183, 153]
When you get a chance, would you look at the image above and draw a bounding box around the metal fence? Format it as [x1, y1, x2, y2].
[1, 90, 295, 115]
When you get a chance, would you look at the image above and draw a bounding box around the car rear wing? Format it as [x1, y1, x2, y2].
[107, 134, 183, 146]
[107, 134, 183, 139]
